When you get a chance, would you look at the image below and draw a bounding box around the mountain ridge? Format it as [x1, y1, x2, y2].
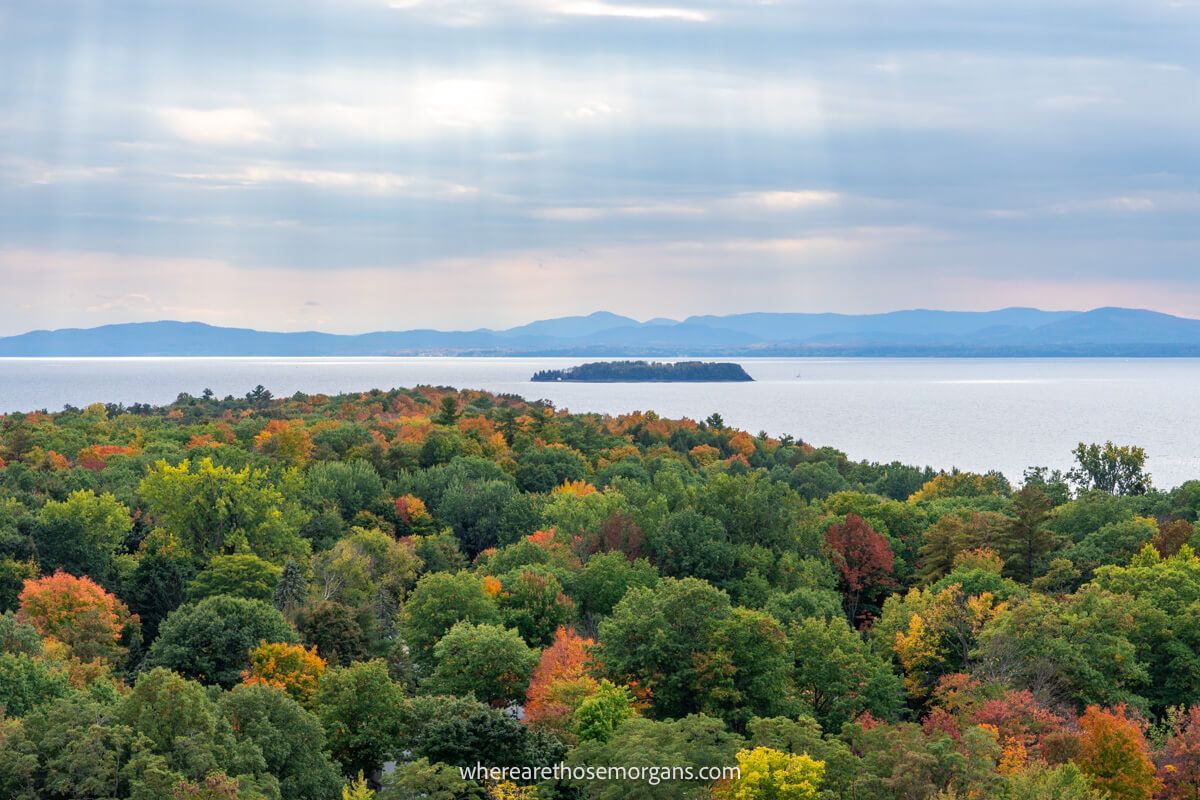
[4, 307, 1200, 356]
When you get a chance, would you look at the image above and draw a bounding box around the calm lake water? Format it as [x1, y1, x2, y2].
[1, 357, 1197, 488]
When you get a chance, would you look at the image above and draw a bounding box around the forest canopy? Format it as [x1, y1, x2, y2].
[0, 384, 1193, 799]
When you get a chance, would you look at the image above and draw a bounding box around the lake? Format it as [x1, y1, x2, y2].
[1, 357, 1197, 488]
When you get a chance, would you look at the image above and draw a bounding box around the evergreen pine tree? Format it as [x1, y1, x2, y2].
[1002, 483, 1057, 583]
[274, 558, 307, 619]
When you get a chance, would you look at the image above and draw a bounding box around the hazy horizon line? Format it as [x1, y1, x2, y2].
[5, 304, 1183, 339]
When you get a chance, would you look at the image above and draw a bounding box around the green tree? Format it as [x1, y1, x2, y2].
[917, 514, 967, 584]
[32, 490, 131, 584]
[788, 462, 849, 503]
[434, 396, 461, 427]
[187, 553, 282, 603]
[647, 509, 736, 586]
[219, 683, 343, 800]
[515, 446, 589, 494]
[574, 680, 637, 743]
[400, 572, 499, 670]
[0, 694, 133, 799]
[975, 588, 1148, 709]
[139, 457, 309, 564]
[418, 429, 465, 468]
[120, 668, 229, 777]
[694, 472, 804, 551]
[145, 595, 297, 687]
[0, 652, 71, 717]
[1005, 763, 1107, 800]
[844, 719, 1001, 800]
[273, 558, 308, 619]
[498, 567, 574, 647]
[315, 660, 407, 779]
[303, 460, 386, 522]
[426, 621, 539, 705]
[0, 558, 37, 615]
[412, 703, 565, 769]
[598, 577, 792, 725]
[437, 480, 527, 557]
[0, 610, 43, 654]
[789, 616, 901, 731]
[1064, 516, 1158, 580]
[380, 758, 484, 800]
[566, 714, 741, 800]
[409, 532, 467, 574]
[297, 600, 370, 666]
[1090, 545, 1200, 712]
[762, 587, 843, 627]
[1001, 483, 1056, 582]
[572, 552, 658, 618]
[1069, 442, 1151, 496]
[124, 540, 195, 641]
[313, 527, 421, 626]
[246, 385, 274, 407]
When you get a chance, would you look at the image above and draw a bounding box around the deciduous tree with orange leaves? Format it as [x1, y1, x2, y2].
[1076, 704, 1159, 800]
[394, 494, 437, 536]
[254, 419, 314, 466]
[17, 570, 138, 667]
[525, 626, 597, 736]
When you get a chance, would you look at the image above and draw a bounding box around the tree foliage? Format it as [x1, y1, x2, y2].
[145, 595, 296, 688]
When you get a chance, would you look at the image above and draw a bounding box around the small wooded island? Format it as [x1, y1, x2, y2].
[531, 359, 753, 382]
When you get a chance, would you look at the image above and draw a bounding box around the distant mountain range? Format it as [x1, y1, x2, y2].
[5, 307, 1200, 357]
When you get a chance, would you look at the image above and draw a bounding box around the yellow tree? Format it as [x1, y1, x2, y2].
[342, 773, 374, 800]
[715, 747, 824, 800]
[892, 583, 1004, 701]
[242, 640, 327, 706]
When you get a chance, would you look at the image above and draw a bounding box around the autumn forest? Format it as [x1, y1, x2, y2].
[1, 385, 1198, 800]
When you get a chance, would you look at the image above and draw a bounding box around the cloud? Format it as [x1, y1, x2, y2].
[987, 192, 1200, 219]
[157, 107, 274, 144]
[167, 165, 479, 197]
[730, 191, 841, 211]
[2, 0, 1200, 330]
[380, 0, 710, 24]
[550, 1, 710, 22]
[0, 159, 119, 186]
[530, 191, 840, 221]
[0, 230, 939, 333]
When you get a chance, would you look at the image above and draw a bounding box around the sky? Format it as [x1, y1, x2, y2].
[2, 0, 1199, 335]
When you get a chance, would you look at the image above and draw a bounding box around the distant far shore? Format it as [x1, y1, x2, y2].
[6, 307, 1200, 357]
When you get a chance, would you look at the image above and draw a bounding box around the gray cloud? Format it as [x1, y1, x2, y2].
[1, 0, 1199, 333]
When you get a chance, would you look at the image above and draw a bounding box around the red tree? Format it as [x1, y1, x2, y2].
[1158, 705, 1200, 800]
[1154, 519, 1195, 558]
[971, 689, 1067, 761]
[825, 514, 895, 623]
[576, 511, 645, 561]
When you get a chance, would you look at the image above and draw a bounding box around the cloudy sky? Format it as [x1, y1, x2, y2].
[2, 0, 1199, 334]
